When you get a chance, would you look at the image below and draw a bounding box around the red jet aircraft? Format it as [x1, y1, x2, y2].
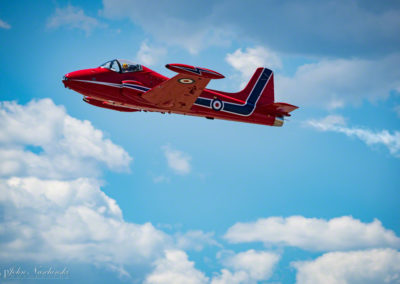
[62, 59, 298, 126]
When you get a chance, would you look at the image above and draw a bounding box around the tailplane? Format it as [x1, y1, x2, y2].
[257, 102, 298, 117]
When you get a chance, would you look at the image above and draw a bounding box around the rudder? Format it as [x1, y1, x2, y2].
[256, 68, 274, 106]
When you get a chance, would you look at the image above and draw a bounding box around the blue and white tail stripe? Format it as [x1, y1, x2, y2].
[194, 68, 272, 116]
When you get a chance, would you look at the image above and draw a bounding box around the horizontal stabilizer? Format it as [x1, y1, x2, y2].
[258, 102, 298, 117]
[165, 63, 224, 79]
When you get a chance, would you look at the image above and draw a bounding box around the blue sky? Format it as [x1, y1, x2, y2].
[1, 1, 400, 283]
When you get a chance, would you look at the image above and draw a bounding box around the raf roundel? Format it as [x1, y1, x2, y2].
[178, 78, 195, 84]
[211, 98, 223, 111]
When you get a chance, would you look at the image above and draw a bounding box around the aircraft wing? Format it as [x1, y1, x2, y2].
[141, 73, 210, 112]
[141, 64, 224, 112]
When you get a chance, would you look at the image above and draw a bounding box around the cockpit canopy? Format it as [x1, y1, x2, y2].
[100, 59, 142, 73]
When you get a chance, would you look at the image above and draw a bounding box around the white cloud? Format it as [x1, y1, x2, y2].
[136, 41, 167, 66]
[0, 99, 169, 279]
[175, 230, 220, 251]
[162, 145, 191, 175]
[224, 216, 400, 251]
[306, 115, 400, 158]
[276, 54, 400, 107]
[0, 176, 171, 278]
[210, 250, 280, 284]
[145, 249, 280, 284]
[211, 270, 250, 284]
[0, 99, 132, 179]
[0, 176, 219, 280]
[47, 5, 103, 34]
[293, 249, 400, 284]
[226, 46, 282, 81]
[217, 250, 280, 282]
[144, 250, 209, 284]
[0, 19, 11, 29]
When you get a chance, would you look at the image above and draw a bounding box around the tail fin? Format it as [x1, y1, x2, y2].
[210, 68, 275, 104]
[237, 68, 298, 117]
[208, 67, 298, 121]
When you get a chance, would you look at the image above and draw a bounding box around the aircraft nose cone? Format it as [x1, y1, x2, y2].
[62, 71, 81, 87]
[62, 68, 97, 89]
[62, 73, 70, 88]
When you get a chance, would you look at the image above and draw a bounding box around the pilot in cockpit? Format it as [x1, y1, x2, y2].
[100, 59, 142, 73]
[122, 63, 129, 72]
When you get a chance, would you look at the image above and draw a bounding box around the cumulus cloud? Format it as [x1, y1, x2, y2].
[226, 46, 282, 77]
[226, 46, 282, 88]
[136, 41, 167, 66]
[293, 249, 400, 284]
[224, 216, 400, 251]
[211, 270, 249, 284]
[212, 250, 280, 284]
[0, 19, 11, 29]
[0, 99, 132, 179]
[144, 250, 209, 284]
[0, 99, 170, 279]
[162, 145, 191, 175]
[0, 177, 170, 275]
[306, 115, 400, 158]
[47, 5, 103, 34]
[144, 249, 280, 284]
[212, 249, 400, 284]
[276, 54, 400, 107]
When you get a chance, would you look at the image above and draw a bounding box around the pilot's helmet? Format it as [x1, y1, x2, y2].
[122, 63, 128, 70]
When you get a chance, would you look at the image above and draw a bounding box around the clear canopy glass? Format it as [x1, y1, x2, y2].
[99, 59, 142, 73]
